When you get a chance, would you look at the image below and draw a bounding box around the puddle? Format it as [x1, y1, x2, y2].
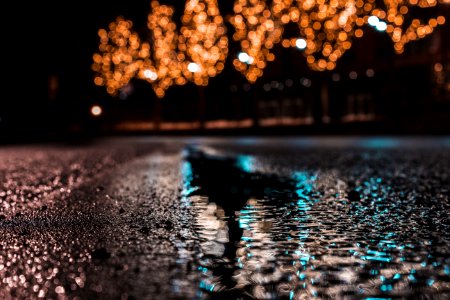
[181, 146, 450, 299]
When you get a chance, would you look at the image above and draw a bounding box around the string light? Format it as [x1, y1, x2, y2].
[94, 1, 447, 90]
[230, 0, 284, 82]
[94, 0, 228, 98]
[92, 17, 144, 95]
[291, 0, 359, 71]
[146, 1, 184, 98]
[180, 0, 229, 86]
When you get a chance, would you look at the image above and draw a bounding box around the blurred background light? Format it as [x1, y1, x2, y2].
[188, 62, 200, 73]
[375, 21, 387, 32]
[90, 105, 103, 117]
[238, 52, 253, 64]
[366, 69, 375, 78]
[3, 0, 450, 139]
[295, 38, 307, 50]
[144, 69, 158, 81]
[368, 16, 380, 27]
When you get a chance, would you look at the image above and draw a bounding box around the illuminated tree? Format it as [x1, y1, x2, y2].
[230, 0, 360, 77]
[372, 0, 446, 54]
[231, 0, 447, 78]
[92, 17, 147, 96]
[145, 1, 185, 98]
[230, 0, 284, 82]
[291, 0, 448, 65]
[93, 0, 228, 98]
[293, 0, 359, 71]
[94, 1, 447, 89]
[180, 0, 229, 86]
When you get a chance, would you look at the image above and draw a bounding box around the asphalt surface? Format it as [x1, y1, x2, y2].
[0, 137, 449, 299]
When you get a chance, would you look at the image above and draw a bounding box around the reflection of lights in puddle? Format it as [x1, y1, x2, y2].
[180, 150, 449, 298]
[236, 155, 255, 173]
[192, 197, 228, 256]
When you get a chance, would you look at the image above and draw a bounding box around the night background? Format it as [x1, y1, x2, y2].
[1, 0, 449, 142]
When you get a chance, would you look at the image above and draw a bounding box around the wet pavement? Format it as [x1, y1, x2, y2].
[0, 137, 449, 299]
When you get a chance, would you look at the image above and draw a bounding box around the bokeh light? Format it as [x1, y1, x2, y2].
[93, 0, 447, 89]
[90, 105, 103, 117]
[93, 0, 228, 98]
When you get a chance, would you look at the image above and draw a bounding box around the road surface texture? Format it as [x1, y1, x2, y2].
[0, 137, 449, 299]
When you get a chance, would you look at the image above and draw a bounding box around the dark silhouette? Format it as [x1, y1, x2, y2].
[185, 146, 297, 295]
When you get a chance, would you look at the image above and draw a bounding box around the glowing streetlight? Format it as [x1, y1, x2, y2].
[91, 105, 103, 117]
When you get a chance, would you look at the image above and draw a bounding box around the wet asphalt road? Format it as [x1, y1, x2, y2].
[0, 137, 449, 299]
